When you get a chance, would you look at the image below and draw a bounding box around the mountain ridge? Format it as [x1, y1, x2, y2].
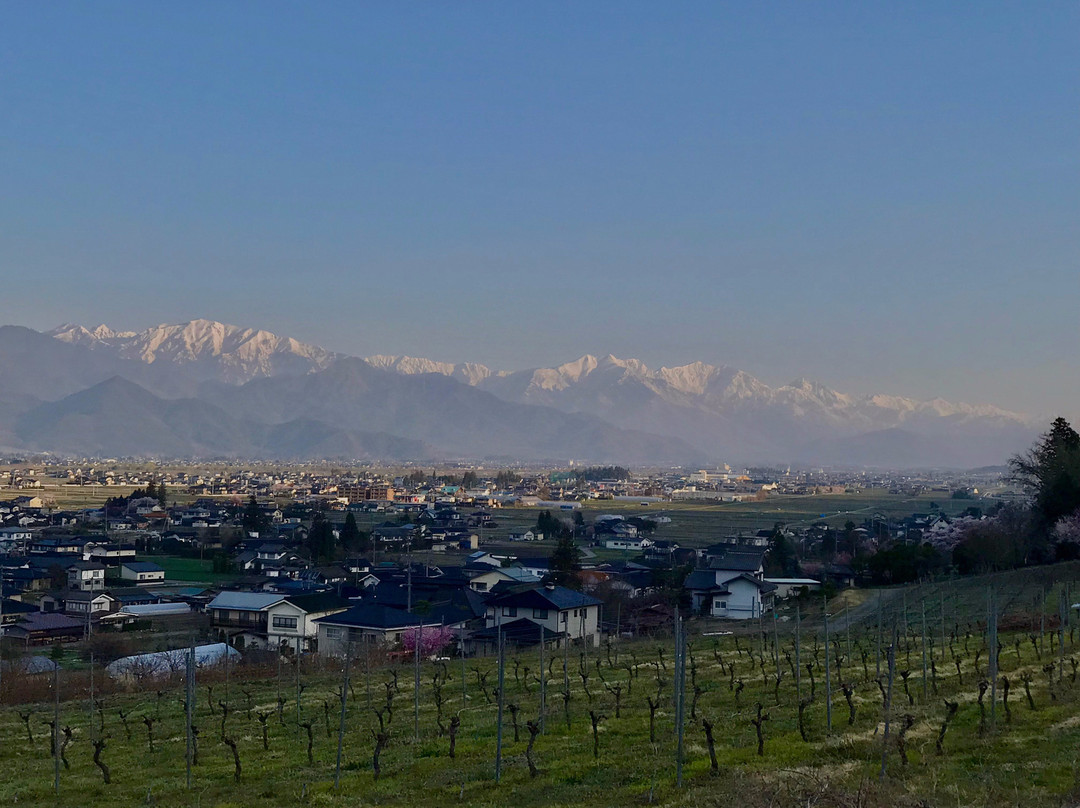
[36, 319, 1037, 467]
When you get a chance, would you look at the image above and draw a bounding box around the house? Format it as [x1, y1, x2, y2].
[40, 590, 117, 618]
[206, 591, 351, 651]
[29, 536, 85, 555]
[643, 540, 681, 565]
[0, 527, 33, 544]
[765, 578, 821, 599]
[684, 569, 775, 619]
[120, 561, 166, 584]
[84, 543, 137, 563]
[508, 531, 543, 542]
[468, 566, 542, 592]
[516, 557, 551, 579]
[483, 584, 602, 648]
[0, 597, 37, 627]
[98, 601, 195, 629]
[604, 536, 654, 552]
[4, 612, 86, 645]
[464, 551, 501, 568]
[315, 604, 450, 652]
[706, 548, 766, 579]
[66, 561, 107, 591]
[263, 593, 352, 652]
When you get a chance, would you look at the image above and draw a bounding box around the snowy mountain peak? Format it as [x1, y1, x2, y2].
[49, 319, 337, 383]
[364, 355, 493, 386]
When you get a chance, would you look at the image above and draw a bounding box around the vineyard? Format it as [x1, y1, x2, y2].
[4, 565, 1080, 807]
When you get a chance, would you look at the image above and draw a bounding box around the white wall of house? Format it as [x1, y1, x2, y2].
[317, 620, 446, 655]
[263, 601, 350, 651]
[67, 568, 105, 591]
[604, 537, 652, 551]
[709, 577, 764, 620]
[484, 603, 600, 646]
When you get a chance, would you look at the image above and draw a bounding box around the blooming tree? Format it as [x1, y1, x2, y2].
[400, 625, 456, 657]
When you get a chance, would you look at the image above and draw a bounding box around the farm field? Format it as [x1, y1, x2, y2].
[427, 489, 986, 567]
[3, 565, 1080, 807]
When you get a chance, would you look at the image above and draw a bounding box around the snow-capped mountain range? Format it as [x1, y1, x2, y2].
[8, 318, 1034, 466]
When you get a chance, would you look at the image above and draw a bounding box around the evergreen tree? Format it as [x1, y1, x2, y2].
[307, 512, 336, 563]
[1011, 417, 1080, 532]
[144, 479, 157, 503]
[155, 478, 168, 509]
[764, 523, 800, 577]
[340, 512, 366, 553]
[242, 495, 270, 537]
[548, 534, 582, 589]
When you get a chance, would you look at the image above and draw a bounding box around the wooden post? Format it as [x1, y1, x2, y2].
[876, 594, 882, 676]
[334, 645, 351, 790]
[495, 615, 505, 783]
[989, 589, 997, 730]
[295, 636, 301, 737]
[879, 624, 897, 779]
[539, 624, 546, 733]
[53, 663, 60, 795]
[675, 613, 686, 788]
[824, 599, 832, 732]
[414, 621, 421, 744]
[185, 642, 194, 789]
[795, 604, 802, 702]
[920, 600, 928, 703]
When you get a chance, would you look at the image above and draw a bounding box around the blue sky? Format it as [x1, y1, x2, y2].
[2, 3, 1077, 417]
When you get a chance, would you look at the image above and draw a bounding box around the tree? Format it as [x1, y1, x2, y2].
[460, 471, 479, 490]
[536, 510, 570, 539]
[495, 470, 520, 489]
[548, 534, 582, 589]
[306, 513, 336, 563]
[1011, 417, 1080, 533]
[764, 524, 800, 577]
[242, 495, 270, 537]
[340, 512, 364, 552]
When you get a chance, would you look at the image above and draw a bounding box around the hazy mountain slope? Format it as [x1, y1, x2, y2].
[201, 358, 698, 463]
[0, 326, 139, 403]
[14, 376, 245, 457]
[12, 377, 435, 461]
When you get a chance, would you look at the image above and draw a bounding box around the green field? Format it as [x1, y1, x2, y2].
[152, 557, 238, 585]
[4, 565, 1080, 807]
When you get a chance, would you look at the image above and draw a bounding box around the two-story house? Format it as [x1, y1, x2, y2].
[66, 561, 106, 591]
[683, 548, 774, 619]
[480, 583, 602, 649]
[206, 591, 350, 651]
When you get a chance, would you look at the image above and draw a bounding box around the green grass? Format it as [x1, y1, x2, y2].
[151, 556, 237, 585]
[5, 566, 1080, 806]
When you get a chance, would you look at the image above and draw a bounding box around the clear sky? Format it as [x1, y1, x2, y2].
[2, 3, 1077, 419]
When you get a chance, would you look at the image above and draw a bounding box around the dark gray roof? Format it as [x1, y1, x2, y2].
[315, 604, 443, 630]
[490, 585, 601, 611]
[706, 550, 764, 573]
[122, 561, 164, 573]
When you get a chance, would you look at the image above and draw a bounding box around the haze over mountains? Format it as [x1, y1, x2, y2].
[0, 319, 1036, 467]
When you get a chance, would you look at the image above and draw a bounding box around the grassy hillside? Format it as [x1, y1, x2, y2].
[4, 564, 1080, 806]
